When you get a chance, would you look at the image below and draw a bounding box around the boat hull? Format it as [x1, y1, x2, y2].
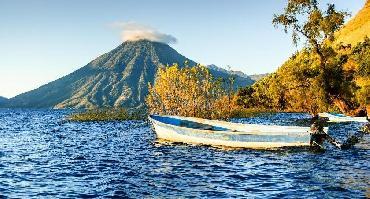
[149, 115, 318, 149]
[319, 112, 368, 123]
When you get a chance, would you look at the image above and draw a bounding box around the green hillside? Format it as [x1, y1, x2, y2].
[4, 40, 253, 109]
[237, 1, 370, 115]
[0, 96, 7, 106]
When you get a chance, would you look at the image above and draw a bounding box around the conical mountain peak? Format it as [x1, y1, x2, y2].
[4, 41, 252, 109]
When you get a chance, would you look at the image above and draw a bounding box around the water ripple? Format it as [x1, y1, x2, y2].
[0, 109, 368, 198]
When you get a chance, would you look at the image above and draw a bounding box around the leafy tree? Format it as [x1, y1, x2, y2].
[235, 86, 255, 108]
[273, 0, 348, 58]
[351, 37, 370, 110]
[146, 63, 233, 119]
[272, 0, 355, 113]
[233, 2, 368, 116]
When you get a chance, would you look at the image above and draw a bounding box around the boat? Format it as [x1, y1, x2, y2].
[318, 112, 368, 123]
[149, 115, 328, 149]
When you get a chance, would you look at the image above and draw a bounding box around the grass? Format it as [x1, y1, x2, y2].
[67, 108, 146, 122]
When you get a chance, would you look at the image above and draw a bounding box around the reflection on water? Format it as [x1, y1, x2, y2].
[0, 110, 368, 198]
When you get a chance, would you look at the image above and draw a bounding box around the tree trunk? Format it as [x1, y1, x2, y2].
[333, 98, 368, 117]
[333, 98, 351, 114]
[349, 107, 368, 117]
[314, 46, 332, 104]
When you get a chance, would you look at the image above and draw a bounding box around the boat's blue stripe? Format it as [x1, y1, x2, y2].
[151, 115, 229, 131]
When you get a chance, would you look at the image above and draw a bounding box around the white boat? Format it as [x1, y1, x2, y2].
[149, 115, 328, 149]
[318, 112, 368, 123]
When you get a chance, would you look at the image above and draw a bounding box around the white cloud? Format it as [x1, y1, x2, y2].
[111, 22, 177, 44]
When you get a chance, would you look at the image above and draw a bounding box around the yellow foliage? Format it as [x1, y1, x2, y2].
[343, 58, 358, 72]
[146, 64, 234, 119]
[335, 1, 370, 45]
[355, 76, 370, 106]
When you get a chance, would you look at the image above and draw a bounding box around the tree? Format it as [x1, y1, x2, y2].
[273, 0, 348, 58]
[273, 0, 352, 113]
[235, 86, 255, 108]
[351, 37, 370, 114]
[146, 63, 233, 119]
[225, 65, 236, 117]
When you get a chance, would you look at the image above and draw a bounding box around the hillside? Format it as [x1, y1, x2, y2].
[335, 0, 370, 45]
[244, 1, 370, 114]
[206, 65, 254, 88]
[0, 96, 7, 106]
[249, 73, 269, 81]
[4, 40, 253, 109]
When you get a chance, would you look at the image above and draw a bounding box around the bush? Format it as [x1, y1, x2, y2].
[146, 64, 234, 119]
[235, 39, 370, 115]
[68, 108, 145, 122]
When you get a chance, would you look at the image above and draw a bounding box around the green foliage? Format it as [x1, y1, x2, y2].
[68, 108, 145, 122]
[273, 0, 349, 47]
[350, 37, 370, 107]
[352, 37, 370, 77]
[235, 86, 255, 108]
[236, 39, 370, 115]
[4, 40, 252, 109]
[259, 0, 369, 115]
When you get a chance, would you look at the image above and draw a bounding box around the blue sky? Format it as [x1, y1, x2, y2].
[0, 0, 365, 98]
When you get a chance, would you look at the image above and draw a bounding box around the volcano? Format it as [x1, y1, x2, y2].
[5, 40, 253, 109]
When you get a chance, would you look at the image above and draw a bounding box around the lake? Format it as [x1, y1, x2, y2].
[0, 109, 368, 198]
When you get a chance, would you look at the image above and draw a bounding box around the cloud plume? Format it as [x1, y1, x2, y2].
[111, 22, 177, 44]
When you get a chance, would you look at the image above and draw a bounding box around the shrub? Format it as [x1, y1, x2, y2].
[146, 64, 234, 119]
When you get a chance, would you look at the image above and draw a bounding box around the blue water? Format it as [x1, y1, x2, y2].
[0, 110, 369, 198]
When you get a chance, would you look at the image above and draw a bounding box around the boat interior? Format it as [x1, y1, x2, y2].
[150, 115, 230, 131]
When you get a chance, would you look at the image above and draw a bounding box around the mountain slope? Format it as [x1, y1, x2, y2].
[335, 0, 370, 45]
[0, 96, 7, 106]
[5, 40, 253, 109]
[249, 73, 269, 81]
[206, 65, 254, 88]
[248, 1, 370, 114]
